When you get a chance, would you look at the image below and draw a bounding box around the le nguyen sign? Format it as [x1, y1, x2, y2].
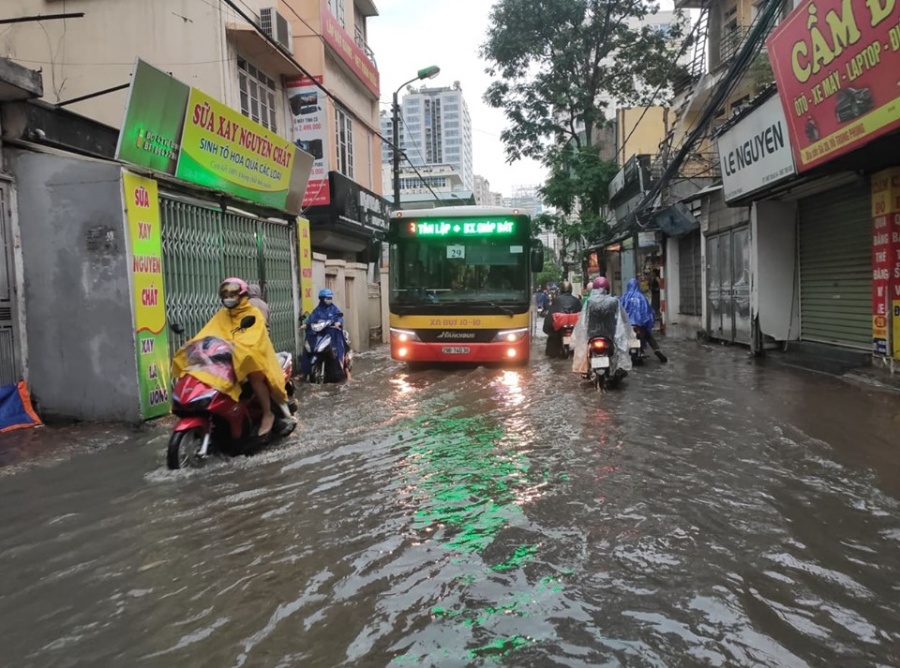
[766, 0, 900, 172]
[717, 95, 796, 202]
[116, 60, 312, 214]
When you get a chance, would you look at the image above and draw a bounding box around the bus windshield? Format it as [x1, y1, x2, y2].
[391, 236, 529, 306]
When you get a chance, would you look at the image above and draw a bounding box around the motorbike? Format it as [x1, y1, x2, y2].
[550, 312, 581, 359]
[167, 315, 297, 470]
[584, 336, 622, 391]
[303, 317, 352, 384]
[629, 326, 645, 365]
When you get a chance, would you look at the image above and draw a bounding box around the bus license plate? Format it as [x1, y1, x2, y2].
[563, 336, 572, 346]
[591, 356, 610, 369]
[442, 346, 470, 355]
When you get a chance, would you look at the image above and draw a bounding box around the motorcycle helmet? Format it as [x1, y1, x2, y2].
[220, 277, 249, 309]
[318, 288, 334, 300]
[593, 276, 610, 291]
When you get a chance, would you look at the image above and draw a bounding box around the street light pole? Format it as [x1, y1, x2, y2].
[391, 65, 440, 211]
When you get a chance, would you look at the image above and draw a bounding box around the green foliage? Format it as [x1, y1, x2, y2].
[482, 0, 686, 238]
[536, 247, 563, 288]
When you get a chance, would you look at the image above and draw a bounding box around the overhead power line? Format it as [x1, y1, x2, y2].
[633, 0, 787, 222]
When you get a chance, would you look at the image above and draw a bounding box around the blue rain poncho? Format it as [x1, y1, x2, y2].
[571, 288, 633, 375]
[622, 278, 654, 331]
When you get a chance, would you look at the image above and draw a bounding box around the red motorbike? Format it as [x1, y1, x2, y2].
[167, 315, 297, 470]
[551, 312, 581, 359]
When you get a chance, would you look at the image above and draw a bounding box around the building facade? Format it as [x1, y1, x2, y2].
[3, 0, 388, 358]
[381, 82, 474, 198]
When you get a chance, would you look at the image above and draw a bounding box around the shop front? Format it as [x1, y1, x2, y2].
[115, 60, 313, 418]
[766, 0, 900, 363]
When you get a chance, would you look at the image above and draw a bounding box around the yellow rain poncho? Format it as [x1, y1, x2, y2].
[171, 298, 287, 404]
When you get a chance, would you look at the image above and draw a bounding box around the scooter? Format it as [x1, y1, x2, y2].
[629, 326, 645, 366]
[551, 312, 581, 359]
[584, 336, 624, 391]
[303, 318, 352, 384]
[167, 315, 297, 470]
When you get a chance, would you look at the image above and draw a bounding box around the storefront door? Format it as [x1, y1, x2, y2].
[159, 193, 299, 358]
[707, 226, 751, 344]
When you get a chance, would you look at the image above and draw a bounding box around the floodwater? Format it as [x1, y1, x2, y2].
[2, 340, 900, 667]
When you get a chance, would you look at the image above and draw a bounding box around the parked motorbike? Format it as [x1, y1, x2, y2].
[551, 312, 581, 359]
[584, 336, 622, 391]
[303, 318, 352, 384]
[167, 316, 297, 470]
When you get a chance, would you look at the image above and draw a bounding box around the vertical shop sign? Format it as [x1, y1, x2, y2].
[123, 172, 171, 418]
[286, 76, 331, 207]
[297, 217, 315, 315]
[871, 168, 900, 359]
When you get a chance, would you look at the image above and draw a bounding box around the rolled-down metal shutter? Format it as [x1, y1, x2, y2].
[798, 180, 871, 349]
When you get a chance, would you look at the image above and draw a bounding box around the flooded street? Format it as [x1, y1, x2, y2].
[2, 340, 900, 667]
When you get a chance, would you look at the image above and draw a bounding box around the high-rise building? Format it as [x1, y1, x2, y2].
[474, 175, 504, 207]
[382, 82, 474, 195]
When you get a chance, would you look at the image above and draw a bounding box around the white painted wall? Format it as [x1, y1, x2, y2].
[664, 235, 704, 339]
[752, 200, 800, 343]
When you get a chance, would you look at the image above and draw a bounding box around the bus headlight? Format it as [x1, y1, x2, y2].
[390, 328, 421, 343]
[493, 328, 528, 343]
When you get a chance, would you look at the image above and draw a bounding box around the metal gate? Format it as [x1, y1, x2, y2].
[707, 226, 751, 344]
[0, 186, 18, 385]
[159, 194, 298, 359]
[798, 181, 871, 349]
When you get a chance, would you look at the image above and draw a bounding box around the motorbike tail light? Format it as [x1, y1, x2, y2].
[591, 339, 609, 351]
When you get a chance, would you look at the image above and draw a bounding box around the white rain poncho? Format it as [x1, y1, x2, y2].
[571, 289, 634, 375]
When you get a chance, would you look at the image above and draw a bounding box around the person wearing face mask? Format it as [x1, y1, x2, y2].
[171, 277, 288, 438]
[299, 288, 350, 380]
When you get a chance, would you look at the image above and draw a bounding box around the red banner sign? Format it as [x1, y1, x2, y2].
[766, 0, 900, 172]
[871, 167, 900, 358]
[320, 1, 380, 97]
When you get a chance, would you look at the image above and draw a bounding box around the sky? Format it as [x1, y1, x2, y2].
[367, 0, 546, 199]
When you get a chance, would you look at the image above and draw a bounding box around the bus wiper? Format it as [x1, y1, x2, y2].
[489, 302, 515, 316]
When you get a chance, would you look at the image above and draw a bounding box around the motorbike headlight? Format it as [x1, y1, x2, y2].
[310, 321, 328, 333]
[390, 328, 421, 343]
[493, 328, 529, 343]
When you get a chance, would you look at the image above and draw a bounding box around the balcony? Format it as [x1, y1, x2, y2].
[355, 27, 377, 65]
[714, 25, 750, 70]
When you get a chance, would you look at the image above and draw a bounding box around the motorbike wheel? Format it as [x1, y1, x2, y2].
[167, 428, 206, 470]
[314, 360, 326, 385]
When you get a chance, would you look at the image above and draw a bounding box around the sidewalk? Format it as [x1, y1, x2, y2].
[0, 419, 169, 474]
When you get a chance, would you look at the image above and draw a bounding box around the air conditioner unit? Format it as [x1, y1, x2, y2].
[260, 7, 292, 52]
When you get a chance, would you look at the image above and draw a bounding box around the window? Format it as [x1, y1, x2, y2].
[335, 106, 354, 178]
[327, 0, 345, 28]
[238, 57, 277, 131]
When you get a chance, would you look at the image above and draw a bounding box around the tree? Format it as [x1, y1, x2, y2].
[535, 247, 563, 288]
[482, 0, 687, 243]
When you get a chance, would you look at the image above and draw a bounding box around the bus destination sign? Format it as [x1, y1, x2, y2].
[407, 219, 517, 237]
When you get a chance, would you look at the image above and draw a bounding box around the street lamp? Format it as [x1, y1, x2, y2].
[392, 65, 440, 210]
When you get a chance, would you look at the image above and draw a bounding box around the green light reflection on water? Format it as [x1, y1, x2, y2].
[390, 410, 568, 663]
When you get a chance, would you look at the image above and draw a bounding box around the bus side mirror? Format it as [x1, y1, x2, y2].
[531, 240, 544, 273]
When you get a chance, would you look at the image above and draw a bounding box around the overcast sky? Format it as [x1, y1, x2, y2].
[368, 0, 546, 199]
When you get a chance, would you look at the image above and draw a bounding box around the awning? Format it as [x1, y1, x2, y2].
[651, 202, 700, 238]
[226, 23, 304, 76]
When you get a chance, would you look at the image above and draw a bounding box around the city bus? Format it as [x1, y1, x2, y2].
[387, 206, 544, 365]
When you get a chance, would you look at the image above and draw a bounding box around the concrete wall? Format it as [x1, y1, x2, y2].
[615, 107, 668, 168]
[8, 149, 140, 421]
[2, 0, 227, 123]
[312, 255, 375, 352]
[752, 200, 800, 343]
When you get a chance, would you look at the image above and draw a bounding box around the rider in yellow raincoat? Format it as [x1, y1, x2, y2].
[171, 278, 287, 437]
